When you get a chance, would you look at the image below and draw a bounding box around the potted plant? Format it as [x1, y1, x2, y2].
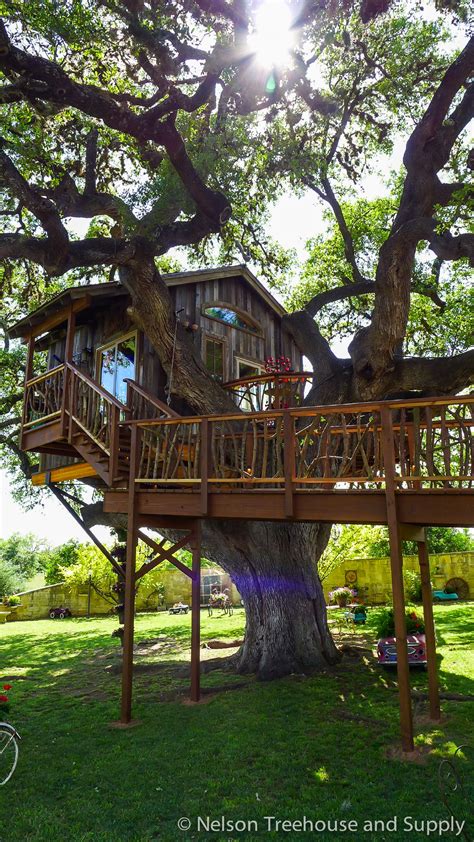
[4, 596, 21, 608]
[329, 586, 354, 607]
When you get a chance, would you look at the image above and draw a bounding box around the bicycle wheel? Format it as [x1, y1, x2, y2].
[0, 725, 19, 785]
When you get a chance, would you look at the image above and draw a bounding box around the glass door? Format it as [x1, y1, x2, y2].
[235, 358, 264, 412]
[98, 333, 136, 403]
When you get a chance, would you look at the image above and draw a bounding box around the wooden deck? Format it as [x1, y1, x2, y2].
[21, 362, 474, 529]
[104, 488, 473, 527]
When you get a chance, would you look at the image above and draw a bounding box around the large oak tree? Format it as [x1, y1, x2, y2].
[0, 0, 472, 677]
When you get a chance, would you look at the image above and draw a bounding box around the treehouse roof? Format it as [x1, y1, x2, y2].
[8, 264, 287, 339]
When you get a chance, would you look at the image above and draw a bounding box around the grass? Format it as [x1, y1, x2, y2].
[0, 603, 472, 841]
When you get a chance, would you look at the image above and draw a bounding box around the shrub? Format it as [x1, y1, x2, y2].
[403, 570, 422, 602]
[374, 607, 425, 638]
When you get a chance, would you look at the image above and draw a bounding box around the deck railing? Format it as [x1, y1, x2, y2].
[125, 379, 179, 421]
[132, 395, 474, 493]
[21, 359, 473, 497]
[22, 365, 65, 429]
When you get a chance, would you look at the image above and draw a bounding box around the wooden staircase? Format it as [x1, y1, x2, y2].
[72, 427, 130, 486]
[66, 371, 177, 489]
[21, 362, 178, 489]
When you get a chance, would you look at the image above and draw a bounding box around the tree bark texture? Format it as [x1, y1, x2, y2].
[200, 520, 339, 677]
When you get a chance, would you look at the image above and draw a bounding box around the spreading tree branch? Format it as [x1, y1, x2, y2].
[394, 349, 474, 395]
[358, 37, 474, 389]
[0, 21, 230, 228]
[0, 145, 69, 269]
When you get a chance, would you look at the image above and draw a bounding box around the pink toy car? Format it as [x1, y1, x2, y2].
[377, 633, 427, 666]
[48, 606, 72, 619]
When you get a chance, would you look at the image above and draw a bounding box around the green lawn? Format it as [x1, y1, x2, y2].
[0, 604, 472, 841]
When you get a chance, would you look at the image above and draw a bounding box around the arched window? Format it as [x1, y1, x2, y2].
[202, 303, 262, 335]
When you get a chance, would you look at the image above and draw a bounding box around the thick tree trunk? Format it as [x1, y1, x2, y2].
[199, 520, 340, 678]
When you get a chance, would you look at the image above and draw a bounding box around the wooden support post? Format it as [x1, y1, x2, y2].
[68, 371, 77, 444]
[64, 305, 76, 364]
[120, 425, 140, 724]
[109, 404, 119, 483]
[200, 418, 210, 516]
[284, 411, 295, 518]
[190, 522, 202, 703]
[418, 538, 441, 721]
[20, 335, 35, 448]
[61, 306, 76, 436]
[381, 407, 414, 753]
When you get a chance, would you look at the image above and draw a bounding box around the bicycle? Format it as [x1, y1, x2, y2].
[0, 722, 20, 785]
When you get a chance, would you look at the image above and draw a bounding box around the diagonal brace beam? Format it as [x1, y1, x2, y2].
[47, 480, 123, 577]
[136, 530, 194, 580]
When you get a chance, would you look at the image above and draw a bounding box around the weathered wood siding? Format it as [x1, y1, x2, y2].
[170, 275, 301, 378]
[45, 273, 301, 395]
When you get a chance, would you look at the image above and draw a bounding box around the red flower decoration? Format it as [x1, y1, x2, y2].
[3, 684, 12, 691]
[0, 695, 8, 703]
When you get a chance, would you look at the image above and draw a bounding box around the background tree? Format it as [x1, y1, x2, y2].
[0, 1, 472, 677]
[0, 531, 49, 594]
[43, 540, 81, 585]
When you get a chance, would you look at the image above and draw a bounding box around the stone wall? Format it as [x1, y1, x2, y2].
[6, 567, 242, 621]
[6, 552, 472, 620]
[322, 551, 473, 604]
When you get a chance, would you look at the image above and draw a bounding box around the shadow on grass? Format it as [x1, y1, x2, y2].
[1, 607, 472, 842]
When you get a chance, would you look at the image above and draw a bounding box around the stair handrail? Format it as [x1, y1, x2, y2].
[66, 362, 127, 412]
[124, 378, 180, 419]
[67, 363, 130, 483]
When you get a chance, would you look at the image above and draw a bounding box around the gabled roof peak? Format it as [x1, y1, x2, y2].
[8, 264, 287, 338]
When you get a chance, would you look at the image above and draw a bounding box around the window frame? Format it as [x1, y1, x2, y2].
[235, 355, 265, 380]
[201, 301, 264, 337]
[203, 333, 227, 383]
[95, 330, 138, 403]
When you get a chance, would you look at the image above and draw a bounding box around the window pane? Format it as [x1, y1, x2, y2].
[205, 339, 224, 382]
[202, 574, 223, 600]
[238, 360, 261, 379]
[116, 337, 136, 402]
[100, 347, 116, 395]
[99, 335, 136, 403]
[204, 306, 260, 334]
[236, 360, 263, 411]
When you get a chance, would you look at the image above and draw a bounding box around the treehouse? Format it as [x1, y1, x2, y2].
[9, 264, 305, 485]
[9, 263, 474, 752]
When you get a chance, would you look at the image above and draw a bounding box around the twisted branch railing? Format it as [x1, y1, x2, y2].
[20, 359, 473, 495]
[125, 379, 179, 421]
[133, 396, 474, 491]
[23, 365, 65, 428]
